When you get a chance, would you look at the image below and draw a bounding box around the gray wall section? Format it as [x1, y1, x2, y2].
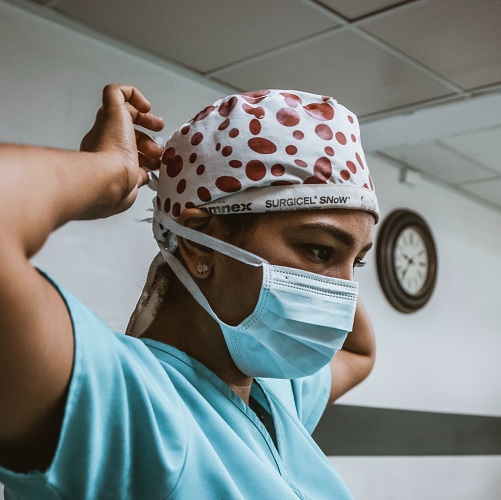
[313, 404, 501, 456]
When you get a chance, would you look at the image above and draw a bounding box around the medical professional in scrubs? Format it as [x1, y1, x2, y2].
[0, 84, 377, 499]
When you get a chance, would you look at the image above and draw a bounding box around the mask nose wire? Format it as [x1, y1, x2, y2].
[154, 209, 267, 268]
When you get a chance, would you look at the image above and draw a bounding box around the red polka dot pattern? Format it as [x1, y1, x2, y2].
[218, 119, 230, 131]
[303, 103, 334, 121]
[314, 157, 332, 182]
[346, 161, 357, 174]
[356, 152, 365, 169]
[248, 137, 277, 154]
[242, 104, 265, 118]
[191, 133, 203, 146]
[241, 90, 270, 104]
[280, 92, 302, 108]
[315, 124, 333, 141]
[216, 176, 242, 193]
[192, 106, 215, 122]
[276, 108, 300, 127]
[197, 186, 211, 202]
[218, 97, 238, 117]
[163, 149, 183, 178]
[249, 119, 261, 135]
[172, 202, 181, 218]
[155, 89, 377, 222]
[246, 160, 266, 181]
[335, 132, 347, 145]
[271, 180, 294, 186]
[271, 164, 285, 176]
[177, 179, 186, 194]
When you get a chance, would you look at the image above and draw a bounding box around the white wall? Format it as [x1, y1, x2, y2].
[0, 0, 227, 332]
[1, 2, 500, 499]
[339, 153, 501, 417]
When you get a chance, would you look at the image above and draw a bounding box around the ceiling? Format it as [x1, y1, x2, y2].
[21, 0, 501, 212]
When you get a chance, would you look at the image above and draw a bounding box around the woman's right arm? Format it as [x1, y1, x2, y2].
[0, 84, 164, 470]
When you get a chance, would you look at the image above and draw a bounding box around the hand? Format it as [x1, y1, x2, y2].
[80, 84, 164, 215]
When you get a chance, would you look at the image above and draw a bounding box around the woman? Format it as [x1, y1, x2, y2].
[0, 85, 377, 499]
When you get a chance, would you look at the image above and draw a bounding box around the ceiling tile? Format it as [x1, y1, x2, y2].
[382, 141, 498, 184]
[440, 126, 501, 175]
[362, 0, 501, 90]
[54, 0, 339, 73]
[458, 177, 501, 209]
[318, 0, 403, 20]
[212, 30, 452, 117]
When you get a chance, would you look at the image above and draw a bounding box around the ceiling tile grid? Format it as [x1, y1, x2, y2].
[17, 0, 501, 212]
[317, 0, 405, 20]
[360, 0, 501, 90]
[211, 29, 453, 116]
[54, 0, 340, 73]
[440, 125, 501, 176]
[382, 141, 499, 185]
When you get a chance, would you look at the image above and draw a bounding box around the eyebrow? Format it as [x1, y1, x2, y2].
[297, 222, 373, 252]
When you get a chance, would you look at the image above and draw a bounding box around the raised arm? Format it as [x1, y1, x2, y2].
[0, 85, 163, 471]
[327, 299, 376, 405]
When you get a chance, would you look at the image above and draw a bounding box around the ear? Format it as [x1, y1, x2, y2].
[176, 208, 220, 280]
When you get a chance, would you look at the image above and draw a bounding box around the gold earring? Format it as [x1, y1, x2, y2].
[196, 263, 210, 275]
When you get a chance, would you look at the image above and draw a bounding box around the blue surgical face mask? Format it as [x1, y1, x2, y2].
[154, 211, 358, 379]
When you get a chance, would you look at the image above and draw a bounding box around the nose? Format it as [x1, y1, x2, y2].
[333, 264, 354, 282]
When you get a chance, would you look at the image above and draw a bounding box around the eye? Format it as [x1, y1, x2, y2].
[304, 244, 333, 262]
[354, 258, 366, 268]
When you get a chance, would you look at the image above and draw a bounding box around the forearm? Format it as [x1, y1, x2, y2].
[0, 144, 123, 258]
[342, 299, 376, 361]
[328, 299, 376, 404]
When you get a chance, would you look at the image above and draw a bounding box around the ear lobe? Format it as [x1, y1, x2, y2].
[176, 208, 215, 279]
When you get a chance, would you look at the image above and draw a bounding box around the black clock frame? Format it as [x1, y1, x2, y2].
[376, 209, 438, 313]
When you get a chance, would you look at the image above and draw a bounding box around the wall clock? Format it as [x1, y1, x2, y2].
[376, 209, 438, 313]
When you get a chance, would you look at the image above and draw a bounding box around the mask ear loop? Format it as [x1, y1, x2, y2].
[154, 210, 267, 267]
[157, 246, 223, 323]
[154, 210, 266, 325]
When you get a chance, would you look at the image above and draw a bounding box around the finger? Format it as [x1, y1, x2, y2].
[137, 166, 153, 188]
[102, 84, 151, 114]
[138, 152, 161, 171]
[124, 103, 164, 133]
[136, 112, 165, 132]
[135, 131, 163, 158]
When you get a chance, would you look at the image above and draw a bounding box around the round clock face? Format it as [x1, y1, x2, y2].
[376, 210, 438, 313]
[394, 227, 429, 295]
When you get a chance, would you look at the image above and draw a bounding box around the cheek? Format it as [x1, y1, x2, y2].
[211, 256, 263, 326]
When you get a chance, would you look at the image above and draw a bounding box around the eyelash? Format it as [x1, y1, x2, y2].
[304, 244, 367, 268]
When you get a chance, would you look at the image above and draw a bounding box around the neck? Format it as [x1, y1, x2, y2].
[142, 281, 254, 404]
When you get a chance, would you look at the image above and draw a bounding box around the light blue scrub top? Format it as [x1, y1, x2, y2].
[0, 279, 353, 499]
